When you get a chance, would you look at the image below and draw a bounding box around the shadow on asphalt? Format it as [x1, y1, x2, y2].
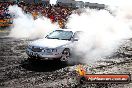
[20, 59, 70, 72]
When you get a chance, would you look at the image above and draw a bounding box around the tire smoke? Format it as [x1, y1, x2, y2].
[67, 1, 132, 64]
[8, 5, 59, 39]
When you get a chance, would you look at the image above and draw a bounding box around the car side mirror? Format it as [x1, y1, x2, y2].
[74, 38, 79, 41]
[72, 37, 78, 41]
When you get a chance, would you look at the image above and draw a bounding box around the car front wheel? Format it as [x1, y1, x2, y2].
[60, 49, 70, 62]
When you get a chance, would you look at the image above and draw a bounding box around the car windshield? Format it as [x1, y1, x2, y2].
[46, 30, 73, 40]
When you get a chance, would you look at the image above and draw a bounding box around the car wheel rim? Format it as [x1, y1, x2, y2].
[60, 50, 70, 61]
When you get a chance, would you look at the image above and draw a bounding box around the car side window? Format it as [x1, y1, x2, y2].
[73, 31, 82, 40]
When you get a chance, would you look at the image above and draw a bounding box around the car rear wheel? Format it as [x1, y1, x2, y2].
[60, 49, 70, 62]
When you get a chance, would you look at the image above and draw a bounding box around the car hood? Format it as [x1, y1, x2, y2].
[30, 38, 71, 48]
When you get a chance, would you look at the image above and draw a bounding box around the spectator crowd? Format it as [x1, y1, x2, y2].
[0, 1, 75, 28]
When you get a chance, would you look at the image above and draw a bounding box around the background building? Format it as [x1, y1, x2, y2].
[56, 0, 105, 9]
[85, 2, 105, 9]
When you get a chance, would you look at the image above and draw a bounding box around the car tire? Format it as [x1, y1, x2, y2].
[60, 48, 70, 62]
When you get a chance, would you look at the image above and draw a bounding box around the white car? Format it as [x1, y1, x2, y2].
[26, 29, 81, 61]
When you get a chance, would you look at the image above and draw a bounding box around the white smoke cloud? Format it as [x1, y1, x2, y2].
[8, 5, 59, 39]
[67, 1, 132, 64]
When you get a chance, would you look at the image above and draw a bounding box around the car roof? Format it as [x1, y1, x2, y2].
[55, 29, 82, 33]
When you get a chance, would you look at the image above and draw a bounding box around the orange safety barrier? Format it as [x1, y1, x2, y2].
[0, 24, 13, 27]
[0, 18, 13, 27]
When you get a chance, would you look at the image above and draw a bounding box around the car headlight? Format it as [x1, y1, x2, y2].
[42, 48, 57, 52]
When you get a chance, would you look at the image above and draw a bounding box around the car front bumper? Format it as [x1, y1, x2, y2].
[26, 48, 62, 60]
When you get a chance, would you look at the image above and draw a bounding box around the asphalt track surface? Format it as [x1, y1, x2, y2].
[0, 31, 132, 88]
